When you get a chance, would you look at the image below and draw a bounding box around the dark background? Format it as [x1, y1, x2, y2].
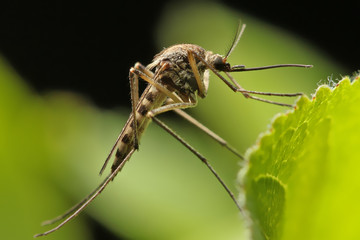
[0, 1, 358, 110]
[0, 1, 358, 239]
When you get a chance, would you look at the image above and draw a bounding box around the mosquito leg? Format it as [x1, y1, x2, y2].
[225, 72, 302, 97]
[40, 175, 111, 226]
[34, 149, 136, 237]
[147, 101, 196, 118]
[226, 67, 300, 107]
[151, 98, 243, 159]
[132, 62, 184, 103]
[129, 64, 141, 149]
[133, 61, 155, 78]
[224, 72, 301, 107]
[170, 108, 243, 160]
[151, 116, 243, 213]
[130, 65, 183, 104]
[187, 50, 206, 97]
[236, 89, 302, 97]
[222, 72, 293, 107]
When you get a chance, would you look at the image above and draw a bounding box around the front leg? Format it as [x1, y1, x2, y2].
[187, 50, 207, 98]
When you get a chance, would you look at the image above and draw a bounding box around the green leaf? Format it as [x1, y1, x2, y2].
[0, 57, 91, 240]
[241, 76, 360, 239]
[2, 2, 347, 240]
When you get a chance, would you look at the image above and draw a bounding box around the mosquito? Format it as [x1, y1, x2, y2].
[34, 23, 312, 237]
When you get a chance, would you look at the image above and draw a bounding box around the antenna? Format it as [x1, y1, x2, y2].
[224, 23, 246, 61]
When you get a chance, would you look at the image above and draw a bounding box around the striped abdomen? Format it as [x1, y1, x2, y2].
[111, 85, 167, 172]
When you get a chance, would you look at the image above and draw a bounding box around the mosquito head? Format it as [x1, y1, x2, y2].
[212, 54, 231, 71]
[209, 53, 247, 73]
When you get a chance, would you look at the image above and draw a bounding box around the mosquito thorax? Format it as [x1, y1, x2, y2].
[148, 44, 210, 100]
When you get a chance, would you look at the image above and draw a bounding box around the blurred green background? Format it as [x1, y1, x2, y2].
[0, 1, 344, 240]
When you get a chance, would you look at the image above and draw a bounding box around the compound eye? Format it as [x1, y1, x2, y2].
[213, 56, 230, 71]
